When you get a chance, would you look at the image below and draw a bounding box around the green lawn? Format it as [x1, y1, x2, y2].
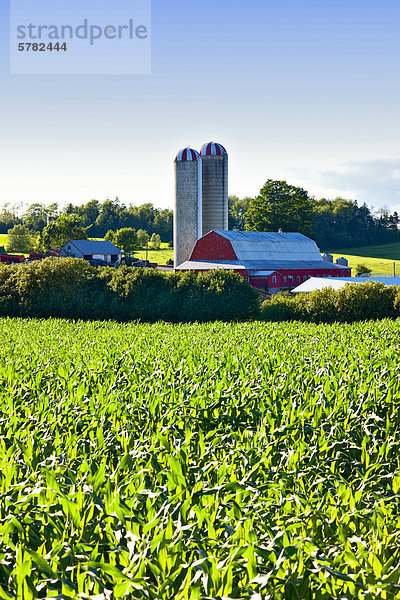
[0, 234, 8, 248]
[331, 241, 400, 259]
[331, 252, 400, 275]
[89, 239, 174, 265]
[134, 244, 173, 265]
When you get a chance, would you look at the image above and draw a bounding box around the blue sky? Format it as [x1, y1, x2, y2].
[1, 0, 400, 212]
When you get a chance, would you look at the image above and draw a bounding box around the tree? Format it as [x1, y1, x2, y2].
[355, 264, 373, 276]
[149, 233, 161, 250]
[94, 198, 124, 236]
[245, 180, 314, 236]
[104, 230, 116, 244]
[229, 196, 252, 230]
[137, 229, 149, 248]
[0, 204, 21, 234]
[23, 203, 49, 232]
[6, 224, 33, 252]
[153, 209, 173, 242]
[40, 214, 88, 249]
[113, 228, 139, 253]
[77, 200, 101, 227]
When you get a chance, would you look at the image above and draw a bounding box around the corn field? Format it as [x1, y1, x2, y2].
[0, 317, 400, 599]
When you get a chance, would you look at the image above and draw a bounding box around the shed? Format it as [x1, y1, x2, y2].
[60, 240, 122, 264]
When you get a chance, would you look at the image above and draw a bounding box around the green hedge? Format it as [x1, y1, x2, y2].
[3, 260, 400, 324]
[261, 281, 400, 323]
[0, 258, 259, 322]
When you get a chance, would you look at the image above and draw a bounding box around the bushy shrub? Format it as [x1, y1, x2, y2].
[13, 258, 111, 319]
[0, 258, 258, 322]
[260, 292, 298, 321]
[177, 270, 259, 322]
[106, 267, 178, 321]
[0, 265, 20, 317]
[335, 281, 397, 321]
[355, 264, 373, 276]
[261, 281, 400, 323]
[295, 287, 338, 323]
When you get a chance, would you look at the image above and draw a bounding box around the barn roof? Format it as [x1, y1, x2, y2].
[175, 260, 246, 271]
[176, 259, 346, 272]
[64, 240, 121, 254]
[212, 230, 326, 263]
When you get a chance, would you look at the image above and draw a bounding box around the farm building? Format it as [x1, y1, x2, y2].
[175, 230, 352, 293]
[60, 240, 122, 264]
[292, 275, 400, 293]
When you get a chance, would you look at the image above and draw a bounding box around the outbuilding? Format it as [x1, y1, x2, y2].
[60, 240, 122, 264]
[175, 230, 351, 293]
[292, 275, 400, 293]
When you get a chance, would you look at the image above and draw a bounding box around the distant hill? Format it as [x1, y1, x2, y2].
[330, 242, 400, 275]
[331, 242, 400, 260]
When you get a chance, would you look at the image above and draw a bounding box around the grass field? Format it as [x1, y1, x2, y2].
[0, 233, 8, 248]
[134, 243, 173, 264]
[89, 239, 174, 264]
[332, 241, 400, 259]
[331, 242, 400, 275]
[331, 253, 400, 275]
[1, 317, 400, 598]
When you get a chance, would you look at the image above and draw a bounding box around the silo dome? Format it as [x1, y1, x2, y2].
[175, 148, 201, 162]
[200, 142, 227, 156]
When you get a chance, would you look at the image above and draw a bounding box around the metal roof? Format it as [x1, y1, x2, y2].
[200, 142, 227, 156]
[292, 276, 400, 294]
[175, 147, 201, 162]
[249, 270, 276, 276]
[241, 260, 346, 270]
[213, 230, 325, 263]
[175, 260, 246, 271]
[215, 231, 311, 242]
[176, 259, 346, 272]
[65, 240, 121, 254]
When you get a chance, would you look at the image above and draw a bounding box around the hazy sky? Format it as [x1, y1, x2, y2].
[1, 0, 400, 212]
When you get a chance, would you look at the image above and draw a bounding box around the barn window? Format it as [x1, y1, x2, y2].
[297, 276, 300, 283]
[288, 275, 293, 283]
[272, 275, 276, 284]
[303, 275, 307, 281]
[283, 276, 287, 283]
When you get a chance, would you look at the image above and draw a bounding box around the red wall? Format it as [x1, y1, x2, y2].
[191, 231, 237, 261]
[249, 267, 351, 290]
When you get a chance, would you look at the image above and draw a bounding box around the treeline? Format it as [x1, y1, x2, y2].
[0, 258, 258, 322]
[2, 181, 400, 252]
[0, 199, 173, 242]
[312, 198, 400, 249]
[230, 185, 400, 250]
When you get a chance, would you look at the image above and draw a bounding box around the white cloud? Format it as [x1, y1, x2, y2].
[293, 158, 400, 212]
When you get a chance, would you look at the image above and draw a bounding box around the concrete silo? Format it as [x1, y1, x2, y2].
[200, 142, 228, 236]
[174, 147, 202, 267]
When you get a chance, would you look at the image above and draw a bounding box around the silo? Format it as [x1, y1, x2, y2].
[200, 142, 228, 236]
[174, 147, 202, 267]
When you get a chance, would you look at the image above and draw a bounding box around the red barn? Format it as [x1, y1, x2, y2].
[175, 230, 351, 293]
